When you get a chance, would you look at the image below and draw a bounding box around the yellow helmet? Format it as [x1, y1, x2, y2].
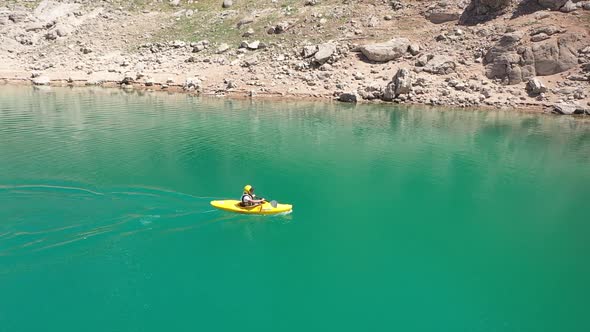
[244, 184, 253, 193]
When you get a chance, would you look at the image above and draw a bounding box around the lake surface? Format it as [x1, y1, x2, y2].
[1, 86, 589, 331]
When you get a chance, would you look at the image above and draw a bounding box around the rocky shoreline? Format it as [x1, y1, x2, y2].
[1, 0, 589, 115]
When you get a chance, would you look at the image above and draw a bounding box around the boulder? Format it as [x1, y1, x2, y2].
[383, 68, 412, 100]
[560, 0, 578, 12]
[530, 26, 561, 36]
[526, 78, 547, 95]
[170, 0, 181, 6]
[34, 0, 81, 23]
[359, 38, 410, 62]
[274, 21, 289, 34]
[538, 0, 568, 10]
[532, 34, 579, 76]
[484, 32, 580, 84]
[222, 0, 233, 8]
[460, 0, 512, 23]
[338, 91, 359, 103]
[171, 40, 186, 48]
[246, 40, 260, 50]
[423, 55, 456, 75]
[242, 28, 254, 37]
[390, 0, 404, 10]
[531, 33, 550, 42]
[216, 43, 229, 53]
[358, 84, 383, 100]
[551, 103, 586, 115]
[476, 0, 512, 12]
[408, 44, 420, 56]
[184, 77, 202, 91]
[302, 45, 318, 58]
[32, 76, 50, 85]
[55, 23, 73, 37]
[25, 22, 45, 32]
[8, 11, 30, 23]
[426, 11, 461, 24]
[314, 43, 336, 64]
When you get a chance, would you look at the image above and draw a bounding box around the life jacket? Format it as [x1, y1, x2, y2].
[241, 192, 254, 206]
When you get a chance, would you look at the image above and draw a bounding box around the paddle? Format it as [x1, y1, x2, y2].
[257, 195, 278, 208]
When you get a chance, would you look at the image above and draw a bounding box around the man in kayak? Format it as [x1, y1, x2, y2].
[241, 185, 266, 207]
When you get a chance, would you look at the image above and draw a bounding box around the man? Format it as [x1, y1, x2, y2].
[241, 185, 266, 207]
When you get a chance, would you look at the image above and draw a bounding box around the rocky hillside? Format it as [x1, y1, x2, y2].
[1, 0, 589, 114]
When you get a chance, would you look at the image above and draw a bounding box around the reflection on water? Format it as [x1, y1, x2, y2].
[1, 86, 589, 332]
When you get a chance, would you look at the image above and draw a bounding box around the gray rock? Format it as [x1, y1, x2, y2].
[274, 21, 289, 34]
[145, 78, 155, 86]
[551, 103, 585, 115]
[8, 11, 29, 23]
[359, 38, 410, 62]
[222, 0, 233, 8]
[583, 2, 590, 10]
[567, 74, 589, 81]
[216, 43, 229, 53]
[530, 26, 561, 36]
[81, 47, 92, 54]
[226, 79, 237, 89]
[423, 55, 456, 75]
[237, 17, 254, 27]
[302, 45, 318, 58]
[305, 0, 319, 5]
[532, 34, 579, 76]
[390, 0, 404, 10]
[55, 23, 73, 37]
[314, 43, 337, 64]
[170, 0, 181, 6]
[242, 28, 254, 37]
[338, 91, 359, 103]
[415, 54, 429, 67]
[560, 0, 578, 12]
[184, 77, 202, 91]
[358, 84, 383, 100]
[384, 15, 393, 21]
[45, 31, 58, 40]
[172, 40, 186, 48]
[242, 40, 259, 50]
[25, 22, 45, 32]
[193, 44, 205, 52]
[383, 68, 412, 100]
[460, 0, 511, 23]
[426, 11, 460, 24]
[32, 76, 50, 86]
[484, 32, 580, 84]
[531, 33, 551, 42]
[538, 0, 568, 10]
[526, 78, 547, 95]
[408, 44, 420, 56]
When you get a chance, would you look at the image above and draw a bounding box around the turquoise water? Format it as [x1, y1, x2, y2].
[1, 86, 589, 331]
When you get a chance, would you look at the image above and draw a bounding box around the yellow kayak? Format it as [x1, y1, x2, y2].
[210, 200, 293, 215]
